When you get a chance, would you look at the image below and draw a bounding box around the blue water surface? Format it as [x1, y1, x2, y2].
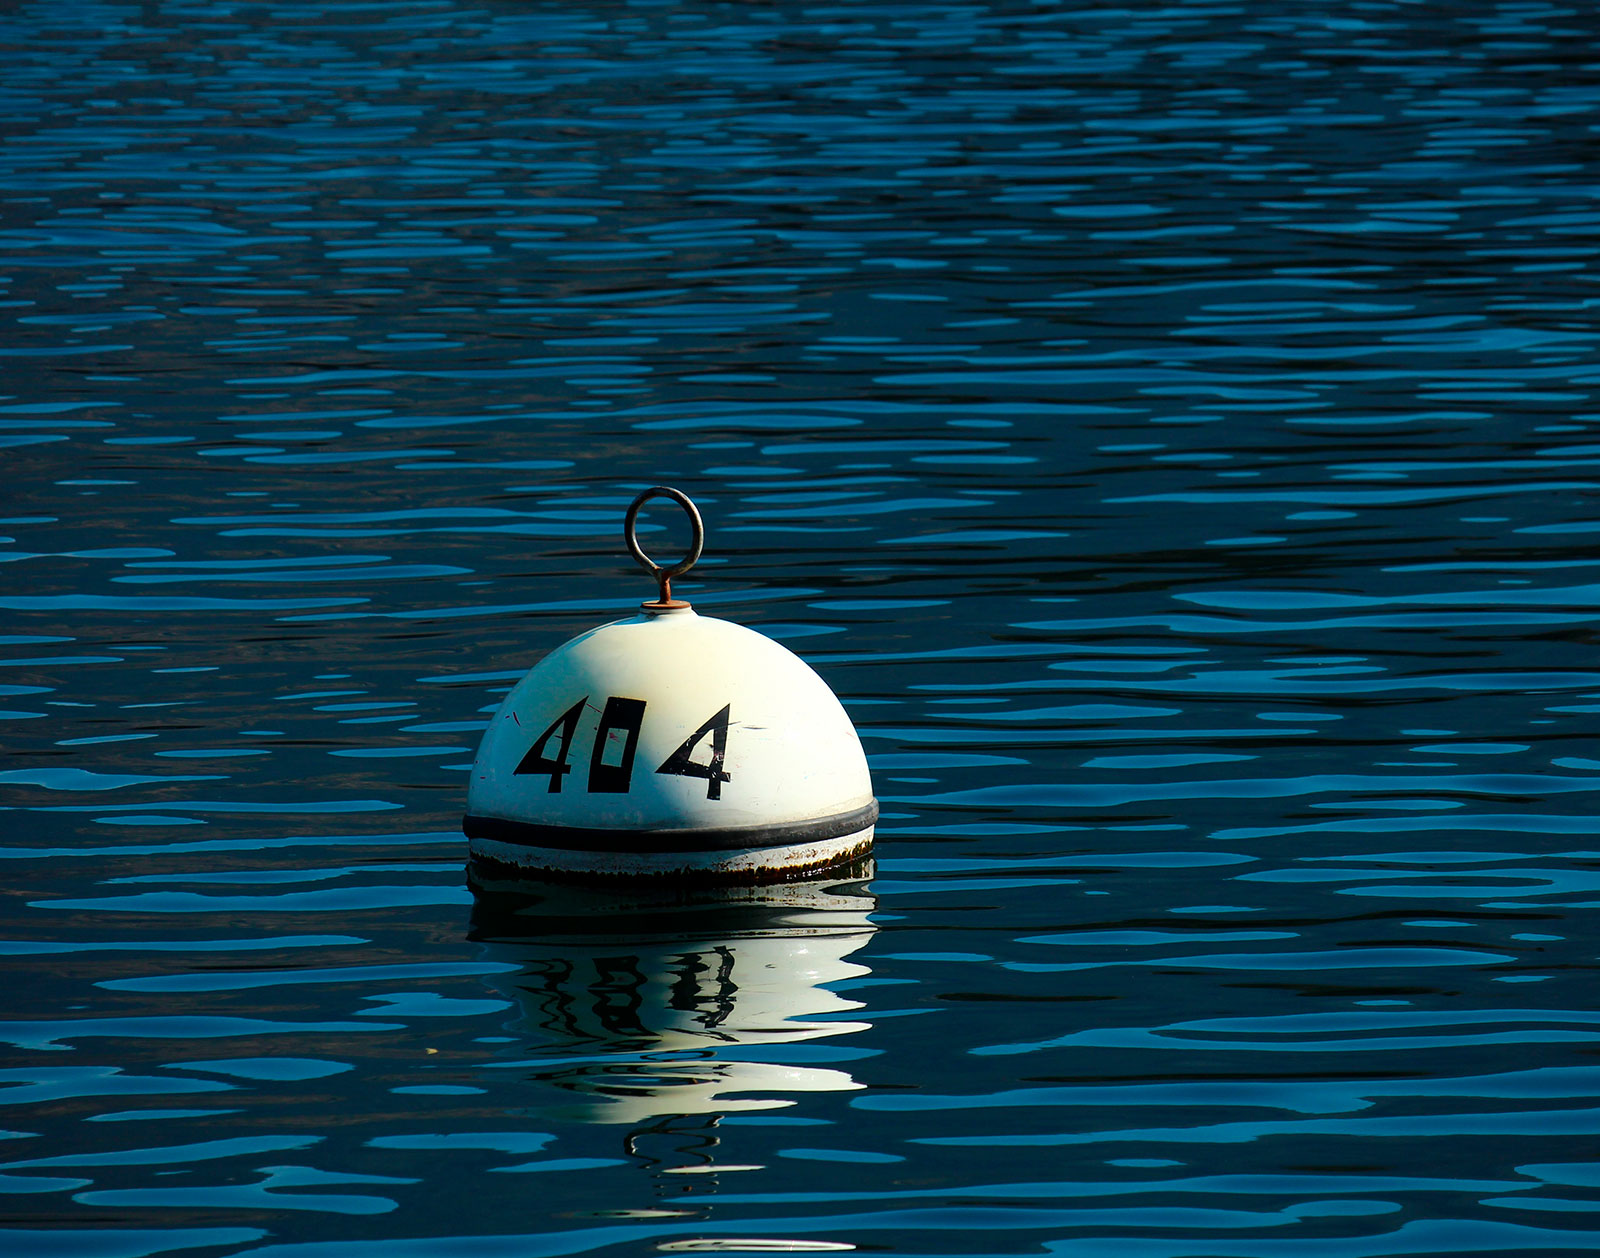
[3, 1, 1599, 1255]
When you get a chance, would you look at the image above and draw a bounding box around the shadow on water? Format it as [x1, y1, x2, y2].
[465, 864, 877, 1174]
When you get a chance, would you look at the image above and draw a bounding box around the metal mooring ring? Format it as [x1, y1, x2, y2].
[624, 486, 704, 609]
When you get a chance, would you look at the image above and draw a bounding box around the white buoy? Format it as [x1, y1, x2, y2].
[463, 486, 877, 883]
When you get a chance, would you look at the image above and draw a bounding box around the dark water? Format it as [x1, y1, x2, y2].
[4, 0, 1600, 1254]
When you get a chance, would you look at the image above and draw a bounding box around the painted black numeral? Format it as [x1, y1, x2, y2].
[587, 695, 647, 793]
[513, 697, 586, 793]
[656, 703, 732, 801]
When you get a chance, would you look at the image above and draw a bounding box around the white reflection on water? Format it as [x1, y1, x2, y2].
[469, 871, 877, 1129]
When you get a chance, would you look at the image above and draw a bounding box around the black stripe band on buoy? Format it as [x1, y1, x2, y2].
[463, 800, 879, 855]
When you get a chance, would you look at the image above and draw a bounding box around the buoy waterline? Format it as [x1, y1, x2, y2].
[463, 486, 878, 884]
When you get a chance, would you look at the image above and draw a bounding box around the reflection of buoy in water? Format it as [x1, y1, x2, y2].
[469, 871, 877, 1126]
[463, 486, 877, 883]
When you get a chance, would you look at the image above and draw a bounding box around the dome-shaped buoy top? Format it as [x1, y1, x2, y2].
[464, 487, 877, 884]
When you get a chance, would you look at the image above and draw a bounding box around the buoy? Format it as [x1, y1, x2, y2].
[463, 486, 877, 883]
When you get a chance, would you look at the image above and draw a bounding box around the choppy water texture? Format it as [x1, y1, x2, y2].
[4, 0, 1600, 1254]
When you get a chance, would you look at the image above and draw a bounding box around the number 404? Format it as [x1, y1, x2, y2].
[513, 695, 732, 800]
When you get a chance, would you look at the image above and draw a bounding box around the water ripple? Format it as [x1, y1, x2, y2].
[4, 0, 1598, 1254]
